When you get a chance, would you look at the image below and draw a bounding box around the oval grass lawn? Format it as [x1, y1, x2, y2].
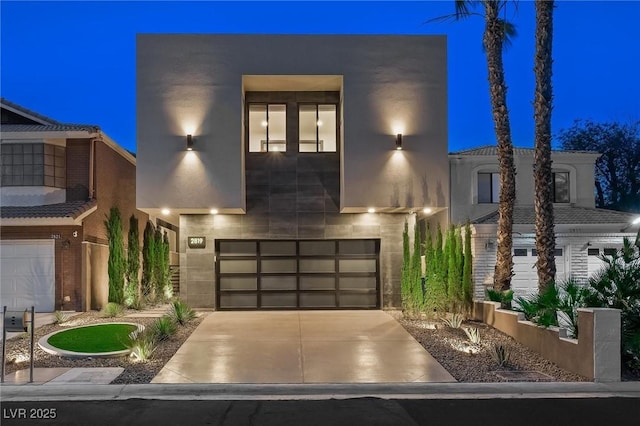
[47, 323, 138, 353]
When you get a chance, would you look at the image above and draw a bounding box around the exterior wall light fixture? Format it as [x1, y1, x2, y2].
[186, 134, 194, 151]
[395, 134, 403, 150]
[367, 208, 376, 213]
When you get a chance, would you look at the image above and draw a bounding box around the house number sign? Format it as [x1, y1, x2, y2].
[188, 236, 206, 249]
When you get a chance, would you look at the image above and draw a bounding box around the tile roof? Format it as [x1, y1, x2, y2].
[1, 97, 60, 125]
[473, 205, 637, 225]
[1, 200, 97, 220]
[449, 145, 598, 156]
[0, 124, 100, 133]
[1, 98, 100, 132]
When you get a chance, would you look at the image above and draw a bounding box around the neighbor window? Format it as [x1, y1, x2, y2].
[477, 172, 500, 203]
[0, 143, 65, 188]
[298, 104, 337, 152]
[248, 104, 286, 152]
[553, 172, 569, 203]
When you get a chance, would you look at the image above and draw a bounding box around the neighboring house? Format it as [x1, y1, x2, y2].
[449, 145, 640, 299]
[0, 98, 149, 312]
[137, 35, 449, 310]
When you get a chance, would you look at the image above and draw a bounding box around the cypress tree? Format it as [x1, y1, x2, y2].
[125, 215, 140, 307]
[154, 227, 165, 298]
[142, 221, 156, 298]
[401, 219, 411, 311]
[162, 230, 172, 299]
[410, 219, 423, 311]
[446, 225, 458, 310]
[462, 220, 474, 311]
[104, 207, 125, 304]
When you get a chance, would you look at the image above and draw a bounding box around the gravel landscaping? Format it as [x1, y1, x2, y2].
[4, 308, 638, 384]
[391, 311, 590, 382]
[2, 308, 206, 384]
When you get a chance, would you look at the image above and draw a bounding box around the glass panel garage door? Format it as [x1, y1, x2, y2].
[216, 239, 380, 310]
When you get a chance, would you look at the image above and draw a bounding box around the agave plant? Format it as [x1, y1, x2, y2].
[464, 327, 482, 345]
[442, 313, 464, 329]
[168, 299, 196, 325]
[490, 343, 511, 367]
[150, 315, 177, 341]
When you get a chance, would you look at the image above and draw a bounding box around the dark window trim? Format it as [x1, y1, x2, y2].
[246, 103, 286, 153]
[477, 172, 499, 204]
[298, 103, 339, 153]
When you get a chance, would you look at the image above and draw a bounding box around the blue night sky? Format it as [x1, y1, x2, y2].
[1, 1, 639, 154]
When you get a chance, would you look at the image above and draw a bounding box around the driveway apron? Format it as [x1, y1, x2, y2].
[151, 311, 455, 384]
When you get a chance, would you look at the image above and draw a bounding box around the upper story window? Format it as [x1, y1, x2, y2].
[248, 104, 286, 152]
[553, 171, 570, 203]
[478, 172, 500, 203]
[0, 143, 65, 188]
[299, 104, 337, 152]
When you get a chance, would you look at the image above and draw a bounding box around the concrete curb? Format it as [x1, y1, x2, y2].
[1, 382, 639, 402]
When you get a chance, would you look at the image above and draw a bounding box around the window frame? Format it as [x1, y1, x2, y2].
[247, 103, 287, 153]
[0, 142, 65, 188]
[477, 171, 500, 204]
[552, 171, 570, 204]
[297, 103, 339, 153]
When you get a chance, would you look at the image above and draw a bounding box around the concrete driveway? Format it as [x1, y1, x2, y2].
[152, 311, 455, 384]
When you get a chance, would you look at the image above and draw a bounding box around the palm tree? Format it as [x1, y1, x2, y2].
[432, 1, 517, 291]
[533, 0, 556, 291]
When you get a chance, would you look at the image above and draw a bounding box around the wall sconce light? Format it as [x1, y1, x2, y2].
[395, 134, 403, 150]
[186, 134, 194, 151]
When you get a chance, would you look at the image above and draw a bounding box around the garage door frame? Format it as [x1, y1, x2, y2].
[215, 239, 381, 310]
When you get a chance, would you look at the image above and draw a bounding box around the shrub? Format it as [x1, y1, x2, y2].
[487, 288, 514, 310]
[53, 310, 70, 324]
[169, 299, 196, 325]
[150, 315, 177, 341]
[126, 327, 157, 361]
[125, 215, 140, 308]
[464, 327, 482, 344]
[490, 343, 511, 367]
[442, 313, 464, 329]
[100, 302, 124, 318]
[585, 232, 640, 372]
[104, 207, 126, 304]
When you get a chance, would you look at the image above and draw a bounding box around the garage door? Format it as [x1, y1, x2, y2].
[216, 239, 380, 310]
[511, 247, 566, 297]
[588, 247, 618, 278]
[0, 240, 55, 312]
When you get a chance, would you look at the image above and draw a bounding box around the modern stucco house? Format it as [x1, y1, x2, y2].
[449, 146, 640, 298]
[136, 34, 448, 310]
[0, 98, 148, 312]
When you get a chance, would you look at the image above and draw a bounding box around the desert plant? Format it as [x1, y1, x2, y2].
[126, 327, 157, 361]
[169, 299, 196, 325]
[464, 327, 482, 345]
[486, 288, 514, 310]
[514, 284, 560, 328]
[557, 278, 590, 338]
[442, 313, 464, 329]
[585, 232, 640, 372]
[100, 302, 124, 318]
[150, 315, 177, 341]
[53, 310, 70, 324]
[490, 343, 511, 367]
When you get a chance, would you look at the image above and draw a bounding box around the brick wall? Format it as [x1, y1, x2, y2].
[82, 140, 148, 246]
[66, 139, 90, 201]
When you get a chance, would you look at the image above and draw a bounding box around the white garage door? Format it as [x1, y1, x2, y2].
[0, 240, 55, 312]
[587, 247, 618, 278]
[511, 247, 566, 297]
